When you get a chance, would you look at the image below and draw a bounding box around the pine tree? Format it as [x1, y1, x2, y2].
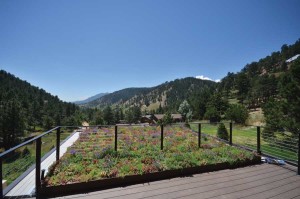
[162, 112, 173, 125]
[217, 123, 229, 141]
[103, 106, 114, 125]
[225, 104, 249, 124]
[1, 100, 25, 149]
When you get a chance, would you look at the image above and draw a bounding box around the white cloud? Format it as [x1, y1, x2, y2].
[195, 75, 220, 83]
[195, 75, 212, 81]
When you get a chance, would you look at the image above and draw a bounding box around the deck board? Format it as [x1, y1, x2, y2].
[49, 164, 300, 199]
[5, 131, 80, 197]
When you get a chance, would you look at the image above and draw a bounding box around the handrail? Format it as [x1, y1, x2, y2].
[189, 121, 232, 124]
[0, 122, 298, 199]
[0, 122, 266, 158]
[0, 126, 60, 159]
[189, 121, 266, 127]
[0, 125, 124, 159]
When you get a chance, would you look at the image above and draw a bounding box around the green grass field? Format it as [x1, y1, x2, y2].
[190, 123, 298, 163]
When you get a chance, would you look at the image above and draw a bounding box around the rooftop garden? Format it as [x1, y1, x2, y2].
[45, 125, 259, 186]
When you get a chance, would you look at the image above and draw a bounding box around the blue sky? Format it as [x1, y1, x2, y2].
[1, 0, 300, 102]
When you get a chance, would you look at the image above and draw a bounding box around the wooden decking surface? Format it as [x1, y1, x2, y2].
[5, 131, 80, 197]
[51, 164, 300, 199]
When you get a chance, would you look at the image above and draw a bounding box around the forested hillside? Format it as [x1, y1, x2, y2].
[217, 39, 300, 135]
[1, 39, 299, 149]
[218, 39, 300, 108]
[84, 39, 300, 130]
[0, 70, 82, 149]
[86, 87, 153, 107]
[84, 77, 216, 112]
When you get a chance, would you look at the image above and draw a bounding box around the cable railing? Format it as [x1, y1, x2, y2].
[260, 127, 298, 163]
[0, 126, 79, 199]
[190, 122, 299, 168]
[0, 123, 299, 199]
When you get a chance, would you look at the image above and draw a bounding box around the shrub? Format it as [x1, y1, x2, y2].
[204, 107, 221, 123]
[225, 104, 248, 124]
[217, 123, 229, 141]
[161, 112, 173, 125]
[22, 147, 30, 157]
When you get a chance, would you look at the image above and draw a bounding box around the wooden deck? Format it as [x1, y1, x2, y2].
[50, 164, 300, 199]
[5, 131, 80, 197]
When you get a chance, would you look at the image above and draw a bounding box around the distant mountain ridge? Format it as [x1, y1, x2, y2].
[73, 93, 109, 105]
[83, 77, 216, 111]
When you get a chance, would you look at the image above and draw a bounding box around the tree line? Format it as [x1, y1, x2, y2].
[0, 70, 83, 149]
[1, 38, 299, 149]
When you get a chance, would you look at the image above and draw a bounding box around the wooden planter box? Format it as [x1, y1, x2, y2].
[40, 156, 261, 197]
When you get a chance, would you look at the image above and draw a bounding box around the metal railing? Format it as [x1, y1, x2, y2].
[0, 122, 299, 199]
[190, 122, 299, 172]
[0, 127, 64, 199]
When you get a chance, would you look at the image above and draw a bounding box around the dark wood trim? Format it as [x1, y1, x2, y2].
[41, 157, 261, 198]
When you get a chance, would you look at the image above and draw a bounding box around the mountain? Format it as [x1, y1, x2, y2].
[83, 38, 300, 128]
[84, 77, 217, 111]
[73, 93, 109, 105]
[0, 70, 81, 149]
[218, 38, 300, 108]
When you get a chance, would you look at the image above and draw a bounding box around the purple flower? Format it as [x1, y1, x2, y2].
[94, 151, 101, 159]
[151, 132, 160, 138]
[103, 129, 109, 133]
[70, 149, 77, 155]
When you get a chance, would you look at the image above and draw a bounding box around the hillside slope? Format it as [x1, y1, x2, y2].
[84, 77, 216, 111]
[0, 70, 78, 130]
[218, 39, 300, 108]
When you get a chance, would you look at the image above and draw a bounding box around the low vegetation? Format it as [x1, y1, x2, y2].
[45, 126, 257, 186]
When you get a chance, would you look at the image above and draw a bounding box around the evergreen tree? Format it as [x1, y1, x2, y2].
[217, 123, 229, 141]
[132, 106, 142, 123]
[120, 109, 124, 120]
[204, 92, 228, 122]
[125, 106, 141, 124]
[225, 104, 249, 124]
[114, 105, 121, 123]
[157, 104, 164, 114]
[1, 100, 25, 149]
[279, 58, 300, 134]
[43, 115, 54, 130]
[103, 106, 114, 125]
[125, 109, 134, 123]
[189, 87, 213, 119]
[162, 112, 173, 125]
[204, 106, 221, 123]
[235, 73, 250, 103]
[92, 110, 104, 125]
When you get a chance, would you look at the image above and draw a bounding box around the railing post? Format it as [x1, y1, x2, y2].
[298, 132, 300, 175]
[161, 125, 164, 150]
[198, 123, 201, 148]
[0, 157, 3, 199]
[115, 125, 118, 151]
[56, 127, 61, 162]
[229, 122, 233, 145]
[36, 138, 42, 198]
[257, 126, 261, 154]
